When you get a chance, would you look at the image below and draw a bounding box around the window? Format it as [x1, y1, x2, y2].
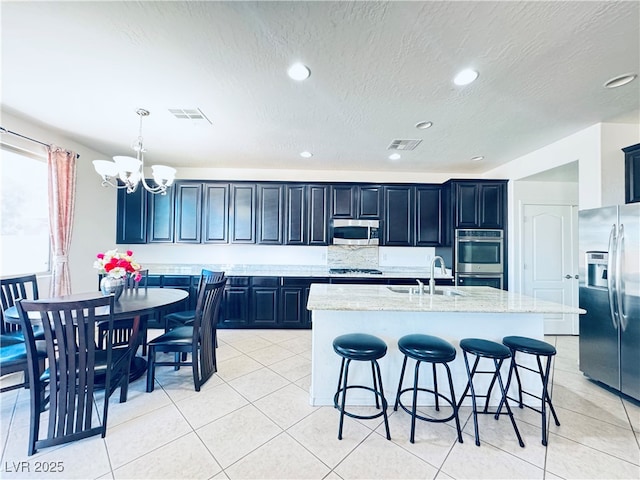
[0, 146, 50, 275]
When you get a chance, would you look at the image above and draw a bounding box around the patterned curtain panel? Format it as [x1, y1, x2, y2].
[47, 145, 76, 297]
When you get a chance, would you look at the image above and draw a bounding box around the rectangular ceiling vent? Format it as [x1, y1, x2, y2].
[168, 108, 212, 124]
[387, 139, 422, 151]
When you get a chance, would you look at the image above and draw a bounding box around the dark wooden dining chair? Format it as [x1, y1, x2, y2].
[16, 294, 132, 456]
[163, 269, 225, 331]
[0, 274, 44, 392]
[97, 270, 149, 352]
[146, 277, 227, 393]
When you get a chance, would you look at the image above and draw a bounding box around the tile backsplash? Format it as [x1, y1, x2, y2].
[327, 245, 379, 268]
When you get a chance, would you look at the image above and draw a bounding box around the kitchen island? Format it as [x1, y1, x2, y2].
[306, 284, 585, 406]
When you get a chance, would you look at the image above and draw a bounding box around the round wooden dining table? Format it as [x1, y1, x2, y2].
[4, 287, 189, 382]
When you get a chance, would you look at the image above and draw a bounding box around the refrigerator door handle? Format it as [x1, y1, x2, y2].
[616, 224, 627, 331]
[607, 224, 618, 329]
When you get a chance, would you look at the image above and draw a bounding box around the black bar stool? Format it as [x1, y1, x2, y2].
[333, 333, 391, 440]
[458, 338, 524, 447]
[499, 335, 560, 446]
[393, 334, 463, 444]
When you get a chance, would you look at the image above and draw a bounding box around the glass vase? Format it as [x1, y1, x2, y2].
[100, 276, 125, 301]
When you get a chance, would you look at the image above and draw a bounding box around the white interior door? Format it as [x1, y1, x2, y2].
[523, 204, 579, 334]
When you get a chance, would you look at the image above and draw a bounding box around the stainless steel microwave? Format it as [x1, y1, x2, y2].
[332, 219, 380, 245]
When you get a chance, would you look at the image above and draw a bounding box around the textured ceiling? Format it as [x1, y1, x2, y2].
[1, 1, 639, 176]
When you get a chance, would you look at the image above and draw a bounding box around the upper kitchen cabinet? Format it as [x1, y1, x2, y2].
[383, 186, 414, 246]
[331, 184, 382, 219]
[257, 184, 284, 244]
[230, 183, 256, 243]
[623, 143, 640, 204]
[284, 184, 306, 245]
[415, 185, 443, 245]
[449, 180, 507, 229]
[308, 185, 330, 245]
[116, 183, 147, 244]
[174, 181, 203, 243]
[148, 185, 175, 243]
[203, 183, 229, 243]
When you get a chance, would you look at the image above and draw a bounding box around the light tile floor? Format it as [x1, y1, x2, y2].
[1, 331, 639, 479]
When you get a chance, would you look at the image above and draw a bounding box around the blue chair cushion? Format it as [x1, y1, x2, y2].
[503, 336, 556, 356]
[398, 334, 456, 363]
[165, 310, 196, 328]
[0, 342, 28, 367]
[333, 333, 387, 361]
[460, 338, 511, 359]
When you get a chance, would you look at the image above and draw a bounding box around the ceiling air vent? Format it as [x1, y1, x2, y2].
[387, 139, 422, 151]
[168, 108, 212, 124]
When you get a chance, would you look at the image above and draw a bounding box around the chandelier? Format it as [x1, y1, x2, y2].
[93, 108, 176, 195]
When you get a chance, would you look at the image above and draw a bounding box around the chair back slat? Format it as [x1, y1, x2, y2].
[15, 295, 127, 455]
[0, 274, 39, 334]
[192, 278, 227, 388]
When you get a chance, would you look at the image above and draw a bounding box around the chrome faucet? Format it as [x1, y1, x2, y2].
[415, 279, 424, 295]
[429, 256, 446, 295]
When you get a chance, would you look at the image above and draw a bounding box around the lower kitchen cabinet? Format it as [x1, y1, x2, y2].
[220, 276, 250, 328]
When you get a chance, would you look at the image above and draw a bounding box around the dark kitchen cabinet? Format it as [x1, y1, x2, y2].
[284, 184, 306, 245]
[623, 143, 640, 204]
[308, 185, 330, 245]
[450, 180, 507, 229]
[257, 184, 284, 244]
[148, 186, 175, 243]
[281, 277, 327, 328]
[174, 182, 203, 243]
[415, 185, 443, 246]
[220, 276, 250, 328]
[203, 183, 229, 243]
[230, 184, 256, 243]
[251, 277, 279, 326]
[116, 184, 147, 244]
[331, 184, 382, 219]
[383, 186, 414, 246]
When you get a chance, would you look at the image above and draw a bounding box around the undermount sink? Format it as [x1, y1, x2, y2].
[386, 286, 464, 297]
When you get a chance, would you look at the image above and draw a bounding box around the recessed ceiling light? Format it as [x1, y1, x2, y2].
[604, 73, 637, 89]
[287, 63, 311, 81]
[300, 151, 313, 158]
[415, 121, 433, 130]
[454, 69, 479, 86]
[389, 153, 401, 161]
[470, 155, 484, 162]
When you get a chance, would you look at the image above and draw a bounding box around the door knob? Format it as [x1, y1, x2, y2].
[564, 274, 579, 279]
[564, 274, 572, 279]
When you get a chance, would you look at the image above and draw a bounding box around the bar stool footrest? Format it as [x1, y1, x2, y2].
[396, 387, 458, 423]
[334, 385, 388, 420]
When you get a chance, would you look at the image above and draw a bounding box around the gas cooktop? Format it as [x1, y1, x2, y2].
[329, 268, 383, 275]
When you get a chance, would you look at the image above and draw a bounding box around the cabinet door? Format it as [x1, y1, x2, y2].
[455, 183, 479, 228]
[281, 287, 305, 327]
[148, 186, 174, 243]
[415, 185, 442, 245]
[623, 143, 640, 204]
[358, 185, 382, 219]
[116, 185, 147, 244]
[203, 183, 229, 243]
[257, 184, 284, 244]
[284, 184, 306, 245]
[251, 277, 279, 326]
[174, 182, 202, 243]
[220, 277, 250, 328]
[230, 184, 256, 243]
[478, 183, 505, 228]
[308, 185, 330, 245]
[331, 185, 356, 218]
[383, 186, 414, 246]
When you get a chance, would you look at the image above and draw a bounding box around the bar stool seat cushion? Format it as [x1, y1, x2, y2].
[503, 336, 556, 356]
[398, 334, 456, 363]
[333, 333, 387, 361]
[460, 338, 511, 359]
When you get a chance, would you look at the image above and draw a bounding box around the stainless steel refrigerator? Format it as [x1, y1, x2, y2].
[579, 204, 640, 400]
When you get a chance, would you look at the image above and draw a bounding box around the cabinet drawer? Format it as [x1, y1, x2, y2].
[227, 276, 250, 287]
[251, 276, 279, 287]
[162, 276, 192, 287]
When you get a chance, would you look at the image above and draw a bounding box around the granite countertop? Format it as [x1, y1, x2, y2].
[144, 263, 453, 280]
[306, 284, 586, 314]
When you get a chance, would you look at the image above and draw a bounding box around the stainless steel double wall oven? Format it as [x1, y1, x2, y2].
[455, 229, 504, 289]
